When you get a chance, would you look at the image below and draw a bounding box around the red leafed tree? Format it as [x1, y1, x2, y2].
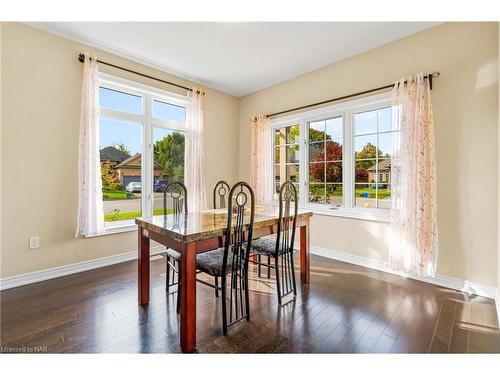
[355, 168, 369, 183]
[310, 141, 343, 182]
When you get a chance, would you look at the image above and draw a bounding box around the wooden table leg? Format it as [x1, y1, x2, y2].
[180, 242, 197, 353]
[300, 220, 310, 284]
[138, 228, 150, 305]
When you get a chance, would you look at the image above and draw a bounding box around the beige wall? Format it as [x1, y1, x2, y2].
[497, 22, 500, 307]
[0, 23, 240, 278]
[239, 22, 499, 286]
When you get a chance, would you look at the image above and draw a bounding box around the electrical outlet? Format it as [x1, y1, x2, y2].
[29, 236, 40, 249]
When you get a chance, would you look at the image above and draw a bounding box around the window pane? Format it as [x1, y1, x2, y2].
[309, 183, 325, 203]
[286, 164, 299, 183]
[326, 162, 342, 183]
[309, 142, 324, 162]
[152, 127, 185, 215]
[355, 160, 375, 183]
[287, 125, 300, 144]
[287, 145, 300, 163]
[275, 129, 286, 146]
[376, 158, 391, 183]
[378, 107, 392, 133]
[378, 132, 394, 157]
[309, 120, 325, 142]
[354, 134, 378, 157]
[377, 183, 391, 209]
[152, 100, 186, 122]
[325, 140, 343, 161]
[99, 118, 142, 223]
[309, 163, 325, 183]
[354, 110, 377, 135]
[326, 184, 343, 206]
[99, 87, 142, 114]
[354, 183, 377, 208]
[325, 117, 343, 141]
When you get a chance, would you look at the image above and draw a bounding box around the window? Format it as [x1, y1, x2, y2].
[353, 106, 397, 210]
[271, 92, 396, 221]
[98, 73, 187, 230]
[274, 125, 300, 195]
[308, 116, 343, 206]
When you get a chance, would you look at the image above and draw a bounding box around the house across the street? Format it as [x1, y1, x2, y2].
[100, 146, 163, 187]
[367, 159, 391, 183]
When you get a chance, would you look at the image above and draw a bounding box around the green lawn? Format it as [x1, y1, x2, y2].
[309, 186, 391, 199]
[102, 189, 139, 201]
[104, 208, 172, 222]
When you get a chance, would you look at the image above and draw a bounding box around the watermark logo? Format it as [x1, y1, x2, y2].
[0, 345, 48, 353]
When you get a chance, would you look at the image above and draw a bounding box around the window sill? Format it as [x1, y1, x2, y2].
[305, 206, 390, 223]
[84, 223, 138, 238]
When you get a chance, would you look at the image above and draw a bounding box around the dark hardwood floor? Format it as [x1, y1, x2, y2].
[1, 254, 499, 353]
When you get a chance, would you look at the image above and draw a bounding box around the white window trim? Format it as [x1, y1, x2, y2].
[97, 73, 187, 234]
[270, 92, 393, 222]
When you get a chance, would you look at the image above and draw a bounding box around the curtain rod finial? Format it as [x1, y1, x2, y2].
[78, 53, 85, 63]
[431, 71, 440, 78]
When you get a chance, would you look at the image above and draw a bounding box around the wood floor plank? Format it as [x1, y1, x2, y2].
[1, 254, 499, 354]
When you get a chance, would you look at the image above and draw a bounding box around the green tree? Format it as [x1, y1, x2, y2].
[101, 161, 121, 190]
[154, 132, 185, 181]
[355, 142, 381, 169]
[113, 142, 131, 156]
[309, 127, 329, 142]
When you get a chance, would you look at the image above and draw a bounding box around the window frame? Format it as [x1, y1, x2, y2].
[270, 91, 393, 222]
[98, 73, 187, 232]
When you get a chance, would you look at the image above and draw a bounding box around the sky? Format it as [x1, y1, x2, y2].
[99, 87, 185, 154]
[309, 107, 396, 158]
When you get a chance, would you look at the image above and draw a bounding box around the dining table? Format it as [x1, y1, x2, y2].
[135, 206, 313, 353]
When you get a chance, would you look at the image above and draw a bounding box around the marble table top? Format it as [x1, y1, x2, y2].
[135, 206, 313, 243]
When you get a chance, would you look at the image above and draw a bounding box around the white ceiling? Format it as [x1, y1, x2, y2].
[32, 22, 440, 97]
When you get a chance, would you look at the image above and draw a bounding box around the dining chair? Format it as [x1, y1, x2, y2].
[211, 180, 231, 296]
[250, 181, 298, 304]
[163, 181, 187, 313]
[195, 181, 255, 335]
[213, 180, 231, 209]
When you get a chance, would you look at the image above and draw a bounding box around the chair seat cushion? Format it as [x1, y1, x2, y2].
[196, 248, 234, 277]
[165, 248, 181, 261]
[251, 235, 285, 257]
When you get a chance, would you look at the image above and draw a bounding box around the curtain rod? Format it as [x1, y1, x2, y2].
[78, 53, 204, 95]
[260, 71, 440, 119]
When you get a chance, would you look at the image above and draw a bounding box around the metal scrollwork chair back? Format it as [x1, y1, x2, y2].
[274, 181, 298, 302]
[163, 181, 188, 216]
[221, 181, 255, 334]
[163, 181, 187, 313]
[213, 180, 231, 209]
[195, 181, 255, 335]
[249, 181, 298, 304]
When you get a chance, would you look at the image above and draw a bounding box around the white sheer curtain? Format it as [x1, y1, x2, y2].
[75, 53, 105, 236]
[251, 114, 273, 206]
[390, 73, 438, 277]
[184, 87, 207, 212]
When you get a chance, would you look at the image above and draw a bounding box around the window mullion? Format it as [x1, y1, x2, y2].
[300, 120, 306, 207]
[344, 109, 353, 213]
[143, 93, 153, 218]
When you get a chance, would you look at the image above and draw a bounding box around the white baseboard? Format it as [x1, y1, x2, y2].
[1, 243, 497, 304]
[0, 246, 165, 291]
[309, 245, 498, 300]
